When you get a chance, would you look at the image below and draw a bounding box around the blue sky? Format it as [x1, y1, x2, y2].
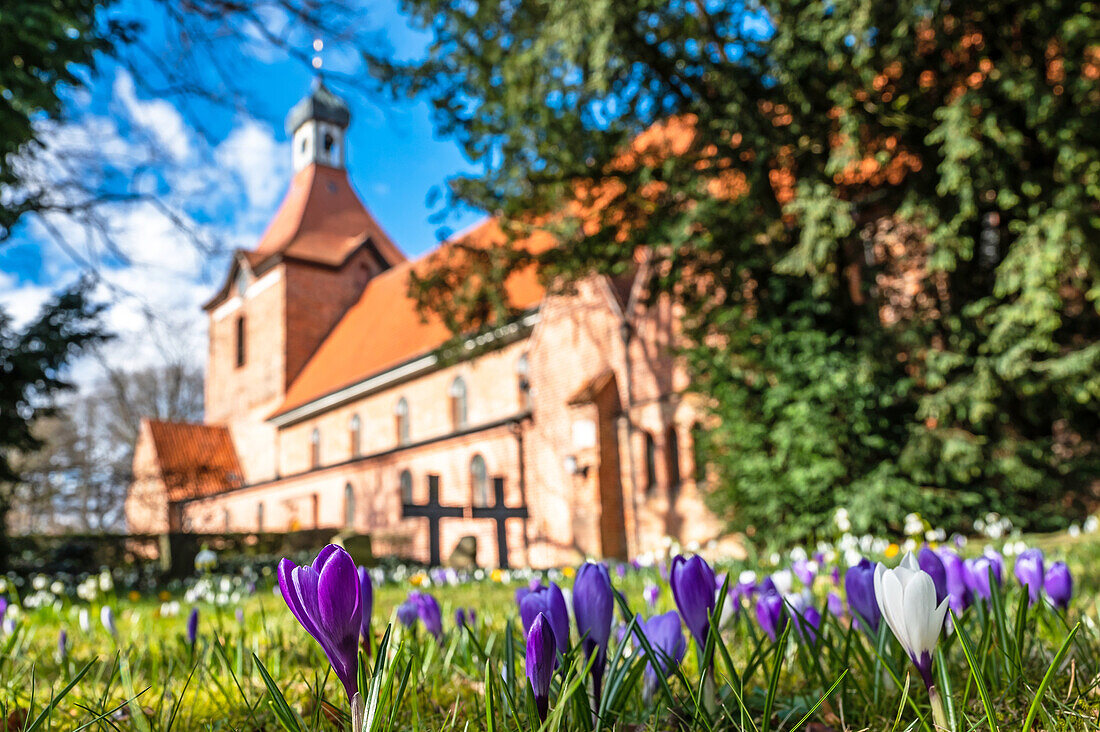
[0, 0, 481, 380]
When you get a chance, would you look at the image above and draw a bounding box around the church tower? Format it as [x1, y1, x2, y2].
[201, 80, 406, 484]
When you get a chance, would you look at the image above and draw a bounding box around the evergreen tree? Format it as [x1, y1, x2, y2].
[372, 0, 1100, 543]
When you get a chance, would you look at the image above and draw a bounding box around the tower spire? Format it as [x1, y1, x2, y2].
[286, 74, 350, 173]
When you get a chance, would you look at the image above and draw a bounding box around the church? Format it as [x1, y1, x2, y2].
[125, 82, 724, 568]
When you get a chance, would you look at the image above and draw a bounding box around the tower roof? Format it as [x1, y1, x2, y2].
[285, 79, 351, 134]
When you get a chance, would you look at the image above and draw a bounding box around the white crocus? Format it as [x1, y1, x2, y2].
[875, 552, 950, 729]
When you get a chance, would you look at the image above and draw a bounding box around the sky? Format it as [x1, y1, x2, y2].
[0, 0, 481, 386]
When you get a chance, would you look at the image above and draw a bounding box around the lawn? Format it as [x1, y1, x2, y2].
[0, 525, 1097, 730]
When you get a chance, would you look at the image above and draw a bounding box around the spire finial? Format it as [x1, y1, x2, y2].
[311, 38, 324, 72]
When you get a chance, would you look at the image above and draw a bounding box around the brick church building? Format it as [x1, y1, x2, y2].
[125, 82, 723, 567]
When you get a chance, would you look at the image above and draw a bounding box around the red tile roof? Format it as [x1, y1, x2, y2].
[273, 218, 551, 417]
[253, 163, 405, 268]
[144, 420, 243, 501]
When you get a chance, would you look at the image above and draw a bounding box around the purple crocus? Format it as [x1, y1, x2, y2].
[827, 592, 844, 619]
[412, 591, 443, 642]
[357, 566, 373, 649]
[277, 544, 362, 703]
[397, 600, 419, 628]
[844, 558, 881, 634]
[917, 547, 948, 605]
[520, 582, 570, 654]
[634, 611, 686, 699]
[58, 629, 67, 662]
[1013, 549, 1045, 605]
[526, 613, 559, 722]
[938, 549, 971, 614]
[755, 591, 787, 642]
[670, 555, 716, 651]
[792, 559, 816, 588]
[516, 578, 544, 607]
[1044, 562, 1073, 611]
[572, 562, 613, 699]
[643, 582, 660, 609]
[187, 607, 199, 650]
[455, 608, 468, 627]
[787, 595, 822, 646]
[964, 556, 1001, 602]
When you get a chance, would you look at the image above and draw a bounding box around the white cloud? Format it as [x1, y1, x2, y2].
[7, 69, 290, 390]
[113, 72, 192, 163]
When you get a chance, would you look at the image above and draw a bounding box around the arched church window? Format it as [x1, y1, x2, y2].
[350, 414, 361, 458]
[235, 269, 248, 297]
[310, 428, 321, 469]
[395, 397, 410, 446]
[323, 132, 335, 152]
[399, 470, 413, 504]
[470, 454, 489, 507]
[449, 376, 468, 430]
[256, 502, 265, 533]
[223, 509, 231, 533]
[235, 316, 246, 368]
[517, 353, 531, 410]
[644, 431, 658, 496]
[666, 424, 682, 498]
[344, 484, 355, 528]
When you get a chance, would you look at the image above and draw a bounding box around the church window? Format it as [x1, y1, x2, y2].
[235, 270, 248, 296]
[399, 469, 413, 504]
[235, 316, 246, 368]
[666, 424, 682, 498]
[350, 414, 361, 457]
[223, 509, 230, 532]
[644, 431, 658, 496]
[343, 484, 355, 528]
[256, 502, 265, 532]
[395, 398, 409, 445]
[470, 454, 489, 507]
[312, 493, 321, 528]
[449, 376, 468, 430]
[324, 132, 335, 152]
[311, 428, 321, 469]
[517, 353, 531, 410]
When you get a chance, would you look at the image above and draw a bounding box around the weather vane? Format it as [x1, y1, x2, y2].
[311, 38, 324, 72]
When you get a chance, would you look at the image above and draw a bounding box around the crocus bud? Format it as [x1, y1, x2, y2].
[643, 582, 660, 609]
[572, 562, 612, 699]
[455, 608, 467, 627]
[874, 553, 949, 690]
[101, 606, 117, 638]
[1013, 549, 1044, 605]
[187, 607, 199, 650]
[917, 547, 947, 605]
[1044, 562, 1072, 611]
[792, 559, 816, 588]
[277, 544, 362, 704]
[79, 608, 90, 633]
[412, 591, 443, 642]
[634, 611, 686, 700]
[357, 566, 373, 650]
[670, 555, 716, 651]
[844, 558, 881, 634]
[526, 613, 558, 722]
[520, 582, 570, 654]
[786, 594, 822, 646]
[938, 549, 971, 614]
[826, 592, 844, 619]
[755, 591, 787, 642]
[397, 600, 419, 628]
[964, 556, 999, 602]
[58, 629, 68, 662]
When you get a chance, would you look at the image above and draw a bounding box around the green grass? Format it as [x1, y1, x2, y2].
[0, 536, 1098, 731]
